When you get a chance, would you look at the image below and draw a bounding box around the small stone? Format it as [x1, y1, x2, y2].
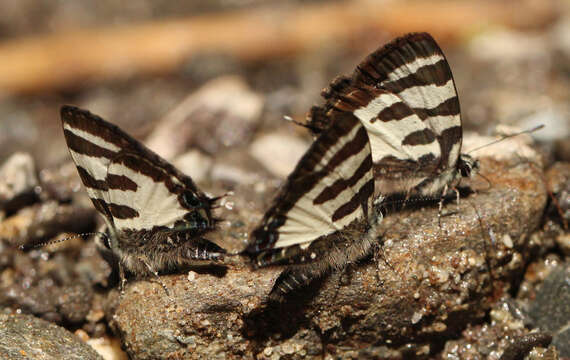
[411, 311, 423, 324]
[502, 234, 514, 248]
[249, 133, 309, 178]
[172, 150, 212, 184]
[146, 76, 263, 159]
[433, 322, 447, 332]
[0, 152, 38, 214]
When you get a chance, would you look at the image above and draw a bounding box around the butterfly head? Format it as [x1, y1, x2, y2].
[458, 154, 479, 178]
[179, 190, 215, 232]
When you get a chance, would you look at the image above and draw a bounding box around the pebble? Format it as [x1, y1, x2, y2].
[172, 150, 212, 184]
[0, 152, 39, 214]
[146, 76, 263, 159]
[249, 132, 309, 178]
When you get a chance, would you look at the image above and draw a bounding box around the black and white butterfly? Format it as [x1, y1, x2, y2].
[308, 32, 479, 203]
[245, 33, 479, 300]
[60, 105, 224, 288]
[245, 112, 382, 300]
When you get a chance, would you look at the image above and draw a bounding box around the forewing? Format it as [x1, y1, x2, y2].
[61, 105, 211, 232]
[106, 152, 210, 231]
[247, 112, 374, 261]
[61, 105, 124, 223]
[308, 32, 462, 170]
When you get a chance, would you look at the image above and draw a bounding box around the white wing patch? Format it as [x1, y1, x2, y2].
[68, 149, 110, 183]
[395, 79, 456, 111]
[107, 160, 188, 231]
[354, 92, 440, 162]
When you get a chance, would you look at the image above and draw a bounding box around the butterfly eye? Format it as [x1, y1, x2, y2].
[182, 192, 201, 208]
[459, 154, 478, 178]
[460, 164, 471, 177]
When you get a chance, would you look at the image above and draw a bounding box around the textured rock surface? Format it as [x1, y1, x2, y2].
[0, 313, 102, 360]
[528, 262, 570, 357]
[108, 147, 547, 358]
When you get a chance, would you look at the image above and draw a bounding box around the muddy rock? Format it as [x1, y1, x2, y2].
[0, 313, 102, 360]
[249, 132, 309, 178]
[107, 137, 547, 359]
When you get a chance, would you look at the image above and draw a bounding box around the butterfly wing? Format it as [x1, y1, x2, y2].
[61, 105, 123, 226]
[246, 112, 374, 267]
[308, 33, 463, 193]
[60, 106, 213, 234]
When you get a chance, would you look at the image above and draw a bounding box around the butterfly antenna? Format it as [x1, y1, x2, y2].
[19, 232, 108, 251]
[283, 115, 321, 133]
[475, 172, 493, 191]
[467, 124, 544, 154]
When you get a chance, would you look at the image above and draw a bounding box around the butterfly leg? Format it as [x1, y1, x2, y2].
[140, 257, 170, 297]
[454, 187, 460, 205]
[119, 263, 127, 296]
[437, 184, 449, 228]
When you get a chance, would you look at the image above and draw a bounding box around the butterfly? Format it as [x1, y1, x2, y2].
[244, 111, 381, 300]
[60, 105, 224, 288]
[307, 32, 479, 203]
[245, 32, 479, 300]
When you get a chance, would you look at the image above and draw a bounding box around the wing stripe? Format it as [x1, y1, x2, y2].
[413, 96, 459, 120]
[61, 106, 131, 149]
[332, 178, 374, 222]
[314, 152, 372, 204]
[355, 33, 441, 86]
[64, 130, 117, 159]
[108, 203, 139, 219]
[373, 101, 414, 122]
[76, 166, 108, 191]
[394, 79, 457, 111]
[106, 174, 138, 192]
[402, 129, 436, 146]
[381, 58, 451, 90]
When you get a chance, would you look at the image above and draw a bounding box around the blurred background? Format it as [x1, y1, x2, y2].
[0, 0, 568, 168]
[0, 1, 569, 358]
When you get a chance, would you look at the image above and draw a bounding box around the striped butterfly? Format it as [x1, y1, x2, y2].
[308, 32, 479, 203]
[245, 111, 382, 300]
[60, 106, 224, 288]
[245, 33, 479, 300]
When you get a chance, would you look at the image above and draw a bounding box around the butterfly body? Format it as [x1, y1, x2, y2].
[60, 105, 224, 282]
